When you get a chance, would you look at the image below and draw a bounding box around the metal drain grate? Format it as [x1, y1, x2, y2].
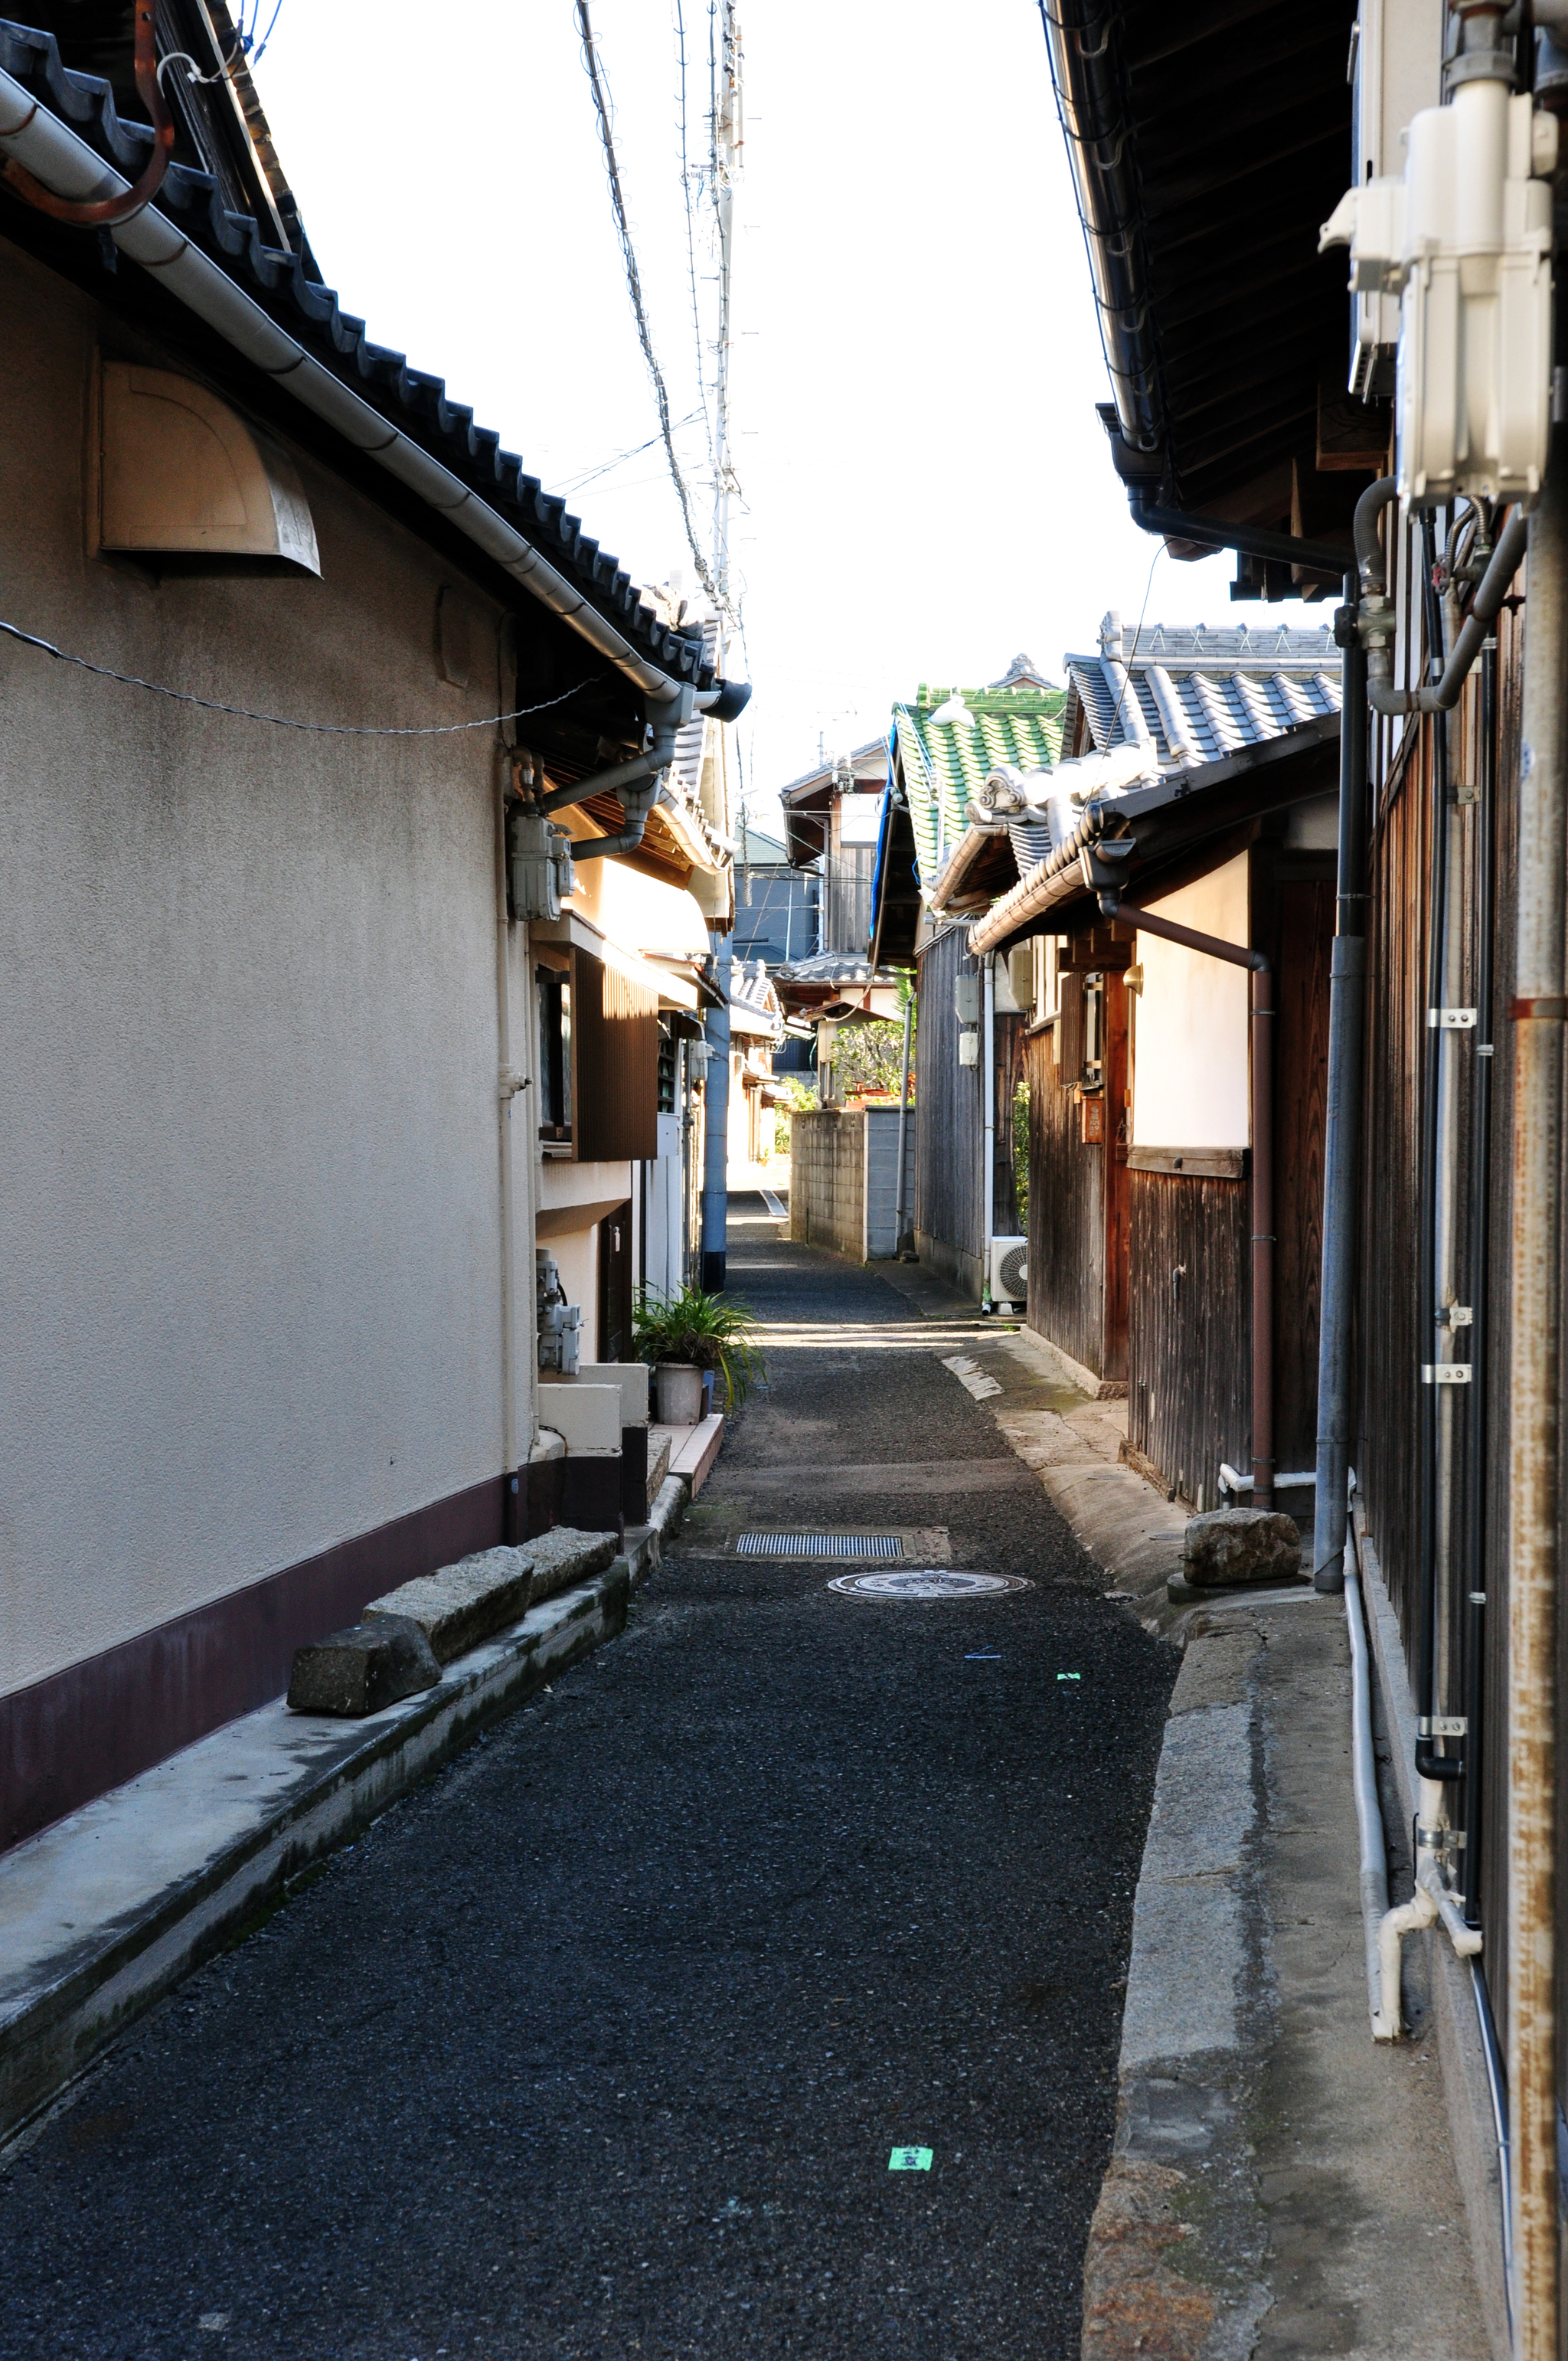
[736, 1531, 905, 1561]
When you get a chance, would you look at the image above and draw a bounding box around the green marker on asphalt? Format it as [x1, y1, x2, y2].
[889, 2146, 933, 2171]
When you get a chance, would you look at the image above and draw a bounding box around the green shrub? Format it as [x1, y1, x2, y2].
[632, 1284, 766, 1409]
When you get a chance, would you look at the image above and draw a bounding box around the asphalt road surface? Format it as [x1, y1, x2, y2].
[1, 1212, 1173, 2360]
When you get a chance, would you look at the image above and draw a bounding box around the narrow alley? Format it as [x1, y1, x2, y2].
[0, 1208, 1171, 2361]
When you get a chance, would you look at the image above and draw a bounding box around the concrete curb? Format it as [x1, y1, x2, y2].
[1081, 1608, 1272, 2361]
[0, 1480, 692, 2150]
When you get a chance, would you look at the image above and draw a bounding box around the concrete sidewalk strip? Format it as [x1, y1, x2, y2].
[0, 1480, 691, 2150]
[871, 1257, 1495, 2354]
[1080, 1592, 1492, 2361]
[668, 1411, 725, 1493]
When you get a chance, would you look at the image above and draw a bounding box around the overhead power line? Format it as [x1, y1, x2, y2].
[673, 0, 716, 476]
[575, 0, 735, 626]
[0, 615, 604, 736]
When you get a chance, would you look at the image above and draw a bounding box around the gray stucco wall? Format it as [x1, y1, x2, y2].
[0, 241, 516, 1696]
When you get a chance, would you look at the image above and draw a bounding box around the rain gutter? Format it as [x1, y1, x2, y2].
[0, 66, 734, 711]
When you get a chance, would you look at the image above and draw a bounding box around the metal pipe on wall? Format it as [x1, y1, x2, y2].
[1416, 512, 1465, 1793]
[701, 938, 733, 1293]
[1312, 573, 1370, 1591]
[893, 993, 913, 1257]
[1508, 460, 1565, 2361]
[1463, 629, 1499, 1924]
[494, 754, 534, 1542]
[982, 955, 995, 1300]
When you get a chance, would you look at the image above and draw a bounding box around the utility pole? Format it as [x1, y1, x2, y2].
[711, 2, 742, 613]
[700, 2, 743, 1295]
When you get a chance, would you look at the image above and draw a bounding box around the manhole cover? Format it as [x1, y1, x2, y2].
[737, 1532, 904, 1560]
[828, 1570, 1031, 1600]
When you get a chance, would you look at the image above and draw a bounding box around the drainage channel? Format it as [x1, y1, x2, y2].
[735, 1532, 903, 1561]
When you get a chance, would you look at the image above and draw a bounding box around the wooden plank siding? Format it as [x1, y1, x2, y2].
[1269, 874, 1335, 1474]
[1123, 850, 1333, 1505]
[1024, 1013, 1109, 1378]
[1128, 1172, 1250, 1504]
[914, 921, 985, 1297]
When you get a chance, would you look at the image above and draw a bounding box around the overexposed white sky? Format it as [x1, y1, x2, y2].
[250, 0, 1238, 824]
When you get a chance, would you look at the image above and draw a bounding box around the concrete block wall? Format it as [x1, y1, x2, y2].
[786, 1108, 867, 1260]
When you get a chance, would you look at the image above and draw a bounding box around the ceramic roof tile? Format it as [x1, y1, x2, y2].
[1063, 619, 1341, 777]
[893, 684, 1064, 892]
[0, 18, 714, 692]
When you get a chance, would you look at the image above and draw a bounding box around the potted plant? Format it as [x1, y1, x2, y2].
[632, 1284, 765, 1427]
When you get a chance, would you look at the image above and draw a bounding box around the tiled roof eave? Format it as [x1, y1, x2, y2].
[967, 711, 1341, 956]
[0, 21, 713, 692]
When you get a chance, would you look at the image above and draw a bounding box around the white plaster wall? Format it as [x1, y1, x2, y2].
[1131, 852, 1252, 1150]
[0, 250, 511, 1693]
[642, 1153, 684, 1302]
[545, 1227, 599, 1364]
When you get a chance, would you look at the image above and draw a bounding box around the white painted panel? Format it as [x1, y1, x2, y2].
[838, 794, 884, 843]
[1131, 852, 1251, 1149]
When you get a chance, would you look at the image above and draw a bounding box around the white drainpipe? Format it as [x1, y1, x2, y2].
[1373, 1776, 1484, 2040]
[1343, 1519, 1390, 2029]
[0, 69, 729, 711]
[495, 758, 531, 1503]
[1343, 1490, 1481, 2042]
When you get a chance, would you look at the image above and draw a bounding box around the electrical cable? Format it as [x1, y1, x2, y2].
[1103, 539, 1161, 745]
[230, 0, 284, 65]
[674, 0, 717, 476]
[552, 410, 704, 497]
[0, 616, 606, 735]
[575, 0, 736, 626]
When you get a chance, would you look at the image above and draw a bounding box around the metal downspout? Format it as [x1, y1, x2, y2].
[982, 955, 996, 1301]
[494, 754, 531, 1540]
[1313, 572, 1370, 1591]
[1509, 458, 1565, 2361]
[893, 992, 913, 1257]
[701, 939, 733, 1293]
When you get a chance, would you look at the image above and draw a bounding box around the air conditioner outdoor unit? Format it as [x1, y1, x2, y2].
[988, 1234, 1028, 1311]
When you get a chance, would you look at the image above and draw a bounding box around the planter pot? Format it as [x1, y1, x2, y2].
[655, 1362, 704, 1427]
[701, 1370, 715, 1419]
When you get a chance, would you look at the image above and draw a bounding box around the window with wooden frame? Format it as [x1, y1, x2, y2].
[536, 960, 573, 1146]
[657, 1018, 679, 1113]
[1030, 933, 1063, 1028]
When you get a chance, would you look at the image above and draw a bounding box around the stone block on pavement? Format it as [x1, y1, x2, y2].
[524, 1525, 619, 1607]
[364, 1545, 536, 1663]
[1181, 1508, 1301, 1588]
[287, 1616, 440, 1718]
[645, 1427, 671, 1507]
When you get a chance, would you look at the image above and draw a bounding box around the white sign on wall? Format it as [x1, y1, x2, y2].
[1130, 852, 1251, 1150]
[838, 793, 884, 844]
